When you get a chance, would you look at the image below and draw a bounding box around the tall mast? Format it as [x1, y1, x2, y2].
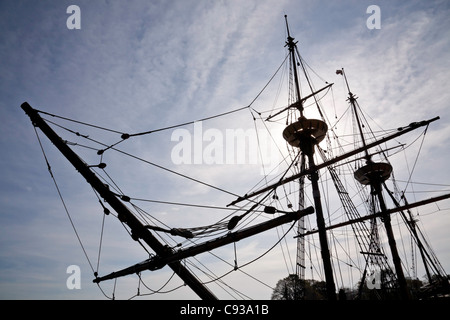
[283, 16, 336, 300]
[339, 68, 371, 162]
[337, 69, 410, 299]
[286, 16, 307, 297]
[285, 15, 303, 115]
[295, 154, 306, 298]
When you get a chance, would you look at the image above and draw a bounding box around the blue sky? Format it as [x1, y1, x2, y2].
[1, 0, 449, 300]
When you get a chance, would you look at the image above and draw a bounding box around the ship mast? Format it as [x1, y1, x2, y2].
[283, 15, 337, 300]
[338, 68, 410, 299]
[285, 16, 303, 116]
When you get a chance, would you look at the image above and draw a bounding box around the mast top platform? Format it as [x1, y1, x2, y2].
[283, 116, 328, 149]
[354, 162, 393, 185]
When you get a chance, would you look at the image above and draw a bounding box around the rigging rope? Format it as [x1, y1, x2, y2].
[401, 125, 429, 195]
[36, 52, 289, 150]
[36, 109, 125, 134]
[196, 220, 298, 292]
[133, 271, 180, 296]
[33, 127, 96, 274]
[186, 257, 252, 299]
[43, 117, 242, 199]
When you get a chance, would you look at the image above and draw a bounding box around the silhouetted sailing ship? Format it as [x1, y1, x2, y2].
[22, 16, 449, 300]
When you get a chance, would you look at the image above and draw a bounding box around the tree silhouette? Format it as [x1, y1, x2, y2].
[271, 274, 327, 300]
[271, 272, 449, 300]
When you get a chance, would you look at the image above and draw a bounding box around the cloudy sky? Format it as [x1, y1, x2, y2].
[1, 0, 449, 300]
